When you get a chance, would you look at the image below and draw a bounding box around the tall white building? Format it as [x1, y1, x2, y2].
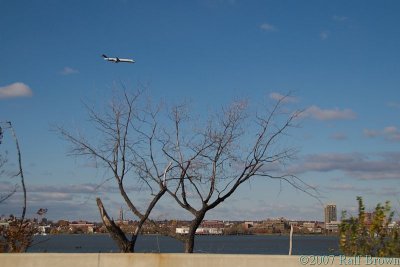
[324, 204, 337, 227]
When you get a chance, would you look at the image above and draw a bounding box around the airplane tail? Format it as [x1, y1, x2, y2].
[102, 54, 107, 58]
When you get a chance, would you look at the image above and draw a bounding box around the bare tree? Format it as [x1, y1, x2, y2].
[0, 122, 26, 217]
[0, 121, 35, 253]
[57, 91, 172, 252]
[157, 95, 315, 252]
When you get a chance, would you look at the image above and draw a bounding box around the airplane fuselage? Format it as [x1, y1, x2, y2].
[102, 54, 135, 63]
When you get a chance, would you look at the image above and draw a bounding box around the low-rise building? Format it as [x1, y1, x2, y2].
[176, 227, 189, 234]
[195, 227, 223, 235]
[0, 221, 9, 228]
[243, 221, 254, 229]
[69, 221, 95, 234]
[176, 220, 224, 235]
[325, 220, 340, 232]
[302, 222, 316, 232]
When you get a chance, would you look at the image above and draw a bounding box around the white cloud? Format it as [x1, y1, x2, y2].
[60, 67, 79, 75]
[364, 126, 400, 141]
[269, 92, 298, 103]
[260, 23, 277, 32]
[0, 82, 33, 99]
[302, 105, 356, 121]
[320, 31, 329, 40]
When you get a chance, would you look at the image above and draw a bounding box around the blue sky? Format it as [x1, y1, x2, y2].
[1, 0, 400, 222]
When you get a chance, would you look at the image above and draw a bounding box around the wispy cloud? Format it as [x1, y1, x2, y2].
[25, 183, 144, 195]
[208, 200, 320, 221]
[30, 192, 73, 202]
[327, 182, 400, 199]
[325, 184, 370, 192]
[387, 102, 400, 109]
[333, 15, 348, 22]
[302, 105, 356, 121]
[377, 187, 400, 197]
[290, 152, 400, 180]
[383, 126, 400, 141]
[0, 181, 146, 220]
[0, 82, 33, 99]
[269, 92, 298, 103]
[330, 132, 347, 141]
[364, 126, 400, 141]
[260, 23, 277, 32]
[320, 31, 329, 40]
[0, 182, 143, 198]
[60, 67, 79, 75]
[363, 129, 380, 138]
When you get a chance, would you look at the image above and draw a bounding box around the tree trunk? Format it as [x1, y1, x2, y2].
[96, 198, 134, 252]
[184, 233, 195, 253]
[184, 211, 206, 253]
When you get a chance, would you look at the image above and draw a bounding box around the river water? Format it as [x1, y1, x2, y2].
[28, 234, 340, 255]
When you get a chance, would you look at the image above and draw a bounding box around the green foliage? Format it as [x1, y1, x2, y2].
[339, 197, 400, 257]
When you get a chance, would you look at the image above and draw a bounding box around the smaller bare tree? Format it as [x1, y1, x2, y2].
[0, 122, 35, 253]
[157, 95, 315, 252]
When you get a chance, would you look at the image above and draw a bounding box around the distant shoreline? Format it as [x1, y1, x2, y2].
[42, 232, 339, 237]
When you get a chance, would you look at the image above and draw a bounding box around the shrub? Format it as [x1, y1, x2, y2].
[339, 197, 400, 257]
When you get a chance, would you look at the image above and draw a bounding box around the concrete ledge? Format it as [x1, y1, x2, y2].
[0, 253, 398, 267]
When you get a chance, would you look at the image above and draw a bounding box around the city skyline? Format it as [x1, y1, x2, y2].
[1, 1, 400, 222]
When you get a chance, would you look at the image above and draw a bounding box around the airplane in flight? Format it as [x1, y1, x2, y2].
[102, 54, 135, 64]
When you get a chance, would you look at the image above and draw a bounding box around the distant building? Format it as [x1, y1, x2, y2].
[176, 220, 224, 235]
[69, 221, 95, 233]
[324, 204, 337, 228]
[243, 221, 254, 229]
[176, 227, 189, 234]
[0, 221, 9, 228]
[325, 221, 340, 232]
[196, 227, 223, 235]
[388, 221, 398, 229]
[201, 220, 224, 229]
[303, 222, 316, 232]
[38, 225, 51, 235]
[262, 219, 287, 232]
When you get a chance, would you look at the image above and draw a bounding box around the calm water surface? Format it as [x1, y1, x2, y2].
[28, 234, 340, 255]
